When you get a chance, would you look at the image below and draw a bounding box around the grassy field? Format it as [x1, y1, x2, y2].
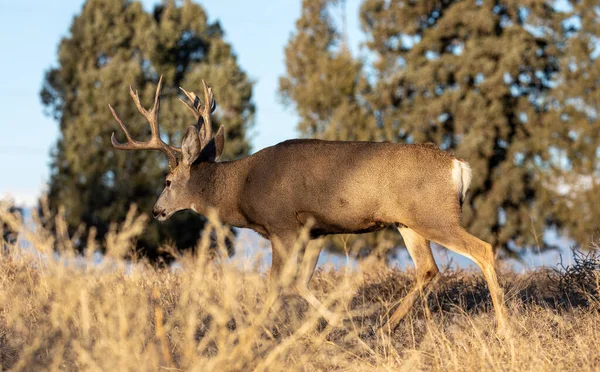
[0, 206, 599, 371]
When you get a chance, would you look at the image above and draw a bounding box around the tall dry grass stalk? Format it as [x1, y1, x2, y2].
[0, 202, 599, 371]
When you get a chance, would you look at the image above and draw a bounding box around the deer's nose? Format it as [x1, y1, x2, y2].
[152, 207, 166, 219]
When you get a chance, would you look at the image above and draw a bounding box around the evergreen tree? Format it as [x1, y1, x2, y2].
[280, 0, 372, 141]
[41, 0, 254, 259]
[541, 0, 600, 247]
[281, 0, 599, 257]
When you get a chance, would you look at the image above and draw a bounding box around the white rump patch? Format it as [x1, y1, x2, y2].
[452, 159, 472, 204]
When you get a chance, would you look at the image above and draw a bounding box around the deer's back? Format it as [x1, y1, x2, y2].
[239, 139, 458, 235]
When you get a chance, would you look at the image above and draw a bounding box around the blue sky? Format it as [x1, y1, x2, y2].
[0, 0, 362, 206]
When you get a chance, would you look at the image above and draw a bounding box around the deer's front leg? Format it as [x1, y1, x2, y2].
[270, 234, 339, 326]
[269, 232, 298, 290]
[295, 239, 323, 292]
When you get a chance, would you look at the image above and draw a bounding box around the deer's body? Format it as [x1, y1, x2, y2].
[109, 78, 509, 332]
[190, 139, 465, 240]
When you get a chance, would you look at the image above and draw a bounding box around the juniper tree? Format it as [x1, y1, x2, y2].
[41, 0, 253, 259]
[280, 0, 599, 258]
[540, 0, 600, 247]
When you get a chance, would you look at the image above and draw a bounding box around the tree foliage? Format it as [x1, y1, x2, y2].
[280, 0, 599, 258]
[41, 0, 254, 259]
[1, 204, 21, 245]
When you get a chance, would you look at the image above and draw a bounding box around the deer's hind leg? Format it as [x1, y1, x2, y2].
[384, 227, 439, 330]
[414, 225, 508, 331]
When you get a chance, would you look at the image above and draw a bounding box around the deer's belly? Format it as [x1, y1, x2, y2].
[295, 210, 398, 238]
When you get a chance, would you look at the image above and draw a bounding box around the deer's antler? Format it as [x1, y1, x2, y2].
[179, 80, 216, 146]
[109, 76, 179, 170]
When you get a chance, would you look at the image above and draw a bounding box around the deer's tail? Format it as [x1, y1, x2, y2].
[452, 158, 472, 207]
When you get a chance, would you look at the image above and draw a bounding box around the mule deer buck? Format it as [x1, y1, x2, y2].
[108, 76, 508, 331]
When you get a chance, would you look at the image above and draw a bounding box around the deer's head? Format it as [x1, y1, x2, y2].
[109, 76, 224, 221]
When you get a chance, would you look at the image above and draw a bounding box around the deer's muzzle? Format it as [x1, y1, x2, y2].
[152, 206, 167, 220]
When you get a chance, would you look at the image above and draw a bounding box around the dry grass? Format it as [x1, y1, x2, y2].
[0, 204, 599, 371]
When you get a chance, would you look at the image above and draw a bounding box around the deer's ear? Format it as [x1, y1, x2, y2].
[214, 125, 225, 159]
[181, 126, 202, 167]
[198, 125, 225, 162]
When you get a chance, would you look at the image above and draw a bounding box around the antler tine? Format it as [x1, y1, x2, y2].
[152, 75, 163, 113]
[201, 79, 214, 140]
[109, 104, 136, 146]
[109, 75, 179, 170]
[178, 87, 202, 122]
[128, 75, 164, 134]
[178, 80, 217, 146]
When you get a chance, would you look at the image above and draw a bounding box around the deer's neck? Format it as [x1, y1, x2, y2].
[189, 159, 248, 227]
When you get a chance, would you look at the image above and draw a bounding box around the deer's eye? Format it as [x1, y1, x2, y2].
[166, 180, 171, 188]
